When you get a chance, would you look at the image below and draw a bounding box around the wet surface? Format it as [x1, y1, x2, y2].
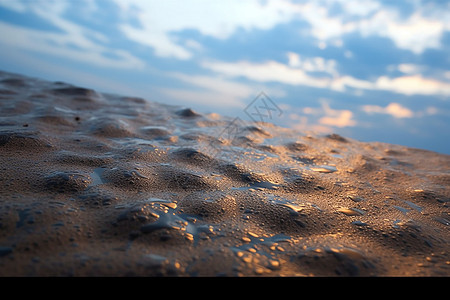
[0, 70, 449, 276]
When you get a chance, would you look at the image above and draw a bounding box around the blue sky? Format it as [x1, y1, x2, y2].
[0, 0, 449, 154]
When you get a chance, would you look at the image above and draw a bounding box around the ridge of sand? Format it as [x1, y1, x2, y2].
[0, 70, 448, 276]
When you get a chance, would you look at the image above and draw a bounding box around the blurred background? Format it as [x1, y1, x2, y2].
[0, 0, 449, 154]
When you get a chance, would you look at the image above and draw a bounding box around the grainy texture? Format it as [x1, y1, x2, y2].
[0, 70, 448, 276]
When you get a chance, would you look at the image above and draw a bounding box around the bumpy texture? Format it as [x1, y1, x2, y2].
[0, 70, 449, 276]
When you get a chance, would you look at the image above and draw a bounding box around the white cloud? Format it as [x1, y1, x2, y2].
[170, 73, 253, 97]
[356, 10, 446, 54]
[2, 0, 448, 68]
[375, 75, 450, 96]
[287, 52, 338, 76]
[0, 21, 144, 69]
[297, 2, 356, 42]
[330, 0, 381, 17]
[424, 106, 438, 116]
[318, 102, 356, 128]
[290, 0, 448, 55]
[158, 72, 263, 112]
[115, 0, 448, 59]
[202, 57, 450, 97]
[113, 0, 301, 60]
[165, 72, 253, 107]
[202, 59, 331, 89]
[329, 75, 374, 92]
[444, 71, 450, 81]
[362, 102, 414, 119]
[0, 1, 145, 69]
[109, 0, 449, 60]
[397, 63, 424, 75]
[3, 0, 447, 68]
[270, 0, 448, 55]
[159, 88, 243, 110]
[284, 100, 357, 134]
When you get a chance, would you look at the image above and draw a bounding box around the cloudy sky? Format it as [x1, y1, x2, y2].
[0, 0, 449, 154]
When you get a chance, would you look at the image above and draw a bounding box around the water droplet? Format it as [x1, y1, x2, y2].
[140, 212, 186, 233]
[232, 180, 280, 191]
[268, 259, 280, 270]
[330, 247, 364, 260]
[185, 233, 194, 241]
[248, 231, 259, 238]
[351, 220, 368, 226]
[347, 195, 365, 202]
[143, 253, 167, 263]
[280, 203, 304, 214]
[146, 198, 177, 209]
[338, 208, 365, 216]
[310, 165, 337, 173]
[392, 219, 404, 228]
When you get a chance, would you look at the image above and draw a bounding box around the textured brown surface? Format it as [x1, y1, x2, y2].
[0, 70, 449, 276]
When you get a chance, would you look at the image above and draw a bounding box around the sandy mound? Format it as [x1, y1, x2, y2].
[0, 70, 448, 276]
